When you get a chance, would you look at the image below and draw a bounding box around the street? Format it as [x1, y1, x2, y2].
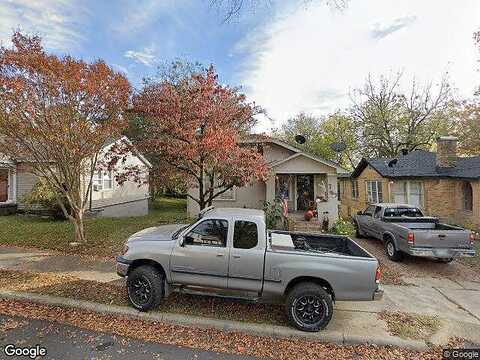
[0, 314, 260, 360]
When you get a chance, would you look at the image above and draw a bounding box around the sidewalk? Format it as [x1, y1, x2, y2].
[1, 245, 480, 349]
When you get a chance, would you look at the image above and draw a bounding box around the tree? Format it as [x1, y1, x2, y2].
[350, 72, 454, 158]
[124, 60, 207, 198]
[274, 111, 358, 169]
[210, 0, 348, 22]
[0, 32, 131, 243]
[131, 65, 268, 210]
[456, 30, 480, 155]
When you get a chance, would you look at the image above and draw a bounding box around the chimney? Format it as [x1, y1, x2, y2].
[436, 136, 458, 168]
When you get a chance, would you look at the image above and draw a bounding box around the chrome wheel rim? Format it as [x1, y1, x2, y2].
[292, 295, 326, 326]
[129, 276, 152, 306]
[387, 242, 394, 257]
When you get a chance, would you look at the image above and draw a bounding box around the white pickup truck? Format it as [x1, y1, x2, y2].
[117, 207, 383, 332]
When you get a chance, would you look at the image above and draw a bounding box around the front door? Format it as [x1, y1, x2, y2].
[171, 218, 229, 289]
[296, 175, 314, 210]
[0, 170, 8, 202]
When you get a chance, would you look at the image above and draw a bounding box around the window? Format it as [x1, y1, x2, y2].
[463, 182, 473, 211]
[185, 219, 228, 247]
[351, 180, 359, 200]
[384, 207, 424, 218]
[366, 181, 383, 203]
[392, 181, 423, 207]
[374, 206, 382, 218]
[363, 205, 376, 216]
[233, 221, 258, 249]
[337, 181, 341, 201]
[93, 170, 113, 191]
[103, 171, 113, 190]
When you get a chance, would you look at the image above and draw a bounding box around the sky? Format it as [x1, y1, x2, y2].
[1, 0, 479, 132]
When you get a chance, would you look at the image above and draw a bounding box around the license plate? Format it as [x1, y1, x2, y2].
[435, 249, 450, 257]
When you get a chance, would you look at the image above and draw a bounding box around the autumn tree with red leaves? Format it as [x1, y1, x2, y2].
[132, 66, 268, 210]
[0, 32, 131, 243]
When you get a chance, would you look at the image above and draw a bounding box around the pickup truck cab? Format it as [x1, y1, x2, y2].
[354, 203, 476, 262]
[117, 207, 383, 332]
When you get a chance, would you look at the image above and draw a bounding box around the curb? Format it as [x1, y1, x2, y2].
[0, 290, 428, 351]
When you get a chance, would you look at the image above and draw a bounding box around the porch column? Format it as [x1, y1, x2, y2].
[265, 175, 275, 204]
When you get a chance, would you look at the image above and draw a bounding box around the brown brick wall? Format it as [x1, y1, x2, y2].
[340, 166, 480, 230]
[339, 165, 391, 219]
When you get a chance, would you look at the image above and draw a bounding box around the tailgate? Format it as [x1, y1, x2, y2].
[413, 230, 471, 248]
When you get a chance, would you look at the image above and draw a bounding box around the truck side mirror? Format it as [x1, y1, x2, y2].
[357, 211, 363, 215]
[179, 237, 185, 247]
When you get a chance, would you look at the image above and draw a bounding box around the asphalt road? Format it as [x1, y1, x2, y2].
[0, 314, 261, 360]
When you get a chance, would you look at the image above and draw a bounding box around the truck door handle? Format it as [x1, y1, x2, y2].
[438, 234, 446, 238]
[232, 255, 241, 259]
[216, 253, 224, 257]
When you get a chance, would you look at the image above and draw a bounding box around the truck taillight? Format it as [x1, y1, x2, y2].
[407, 232, 415, 245]
[470, 233, 476, 245]
[375, 266, 381, 284]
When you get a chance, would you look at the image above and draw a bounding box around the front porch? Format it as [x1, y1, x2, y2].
[265, 172, 339, 229]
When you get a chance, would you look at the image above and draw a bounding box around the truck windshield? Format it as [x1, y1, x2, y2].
[172, 220, 197, 239]
[384, 207, 423, 218]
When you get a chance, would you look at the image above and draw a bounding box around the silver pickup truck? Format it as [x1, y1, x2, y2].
[116, 207, 383, 332]
[354, 203, 476, 263]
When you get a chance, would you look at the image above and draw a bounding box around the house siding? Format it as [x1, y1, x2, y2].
[16, 163, 38, 209]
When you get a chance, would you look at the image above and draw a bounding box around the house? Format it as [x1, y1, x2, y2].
[0, 136, 151, 217]
[187, 135, 346, 226]
[339, 136, 480, 229]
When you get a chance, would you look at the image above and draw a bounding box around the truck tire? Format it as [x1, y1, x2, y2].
[127, 265, 164, 311]
[286, 282, 333, 332]
[354, 222, 363, 238]
[385, 238, 403, 262]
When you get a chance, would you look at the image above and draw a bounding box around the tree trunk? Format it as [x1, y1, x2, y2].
[71, 210, 86, 243]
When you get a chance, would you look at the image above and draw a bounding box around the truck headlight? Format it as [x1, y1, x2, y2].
[122, 244, 129, 255]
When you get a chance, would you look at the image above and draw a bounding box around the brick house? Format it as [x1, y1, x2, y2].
[339, 136, 480, 229]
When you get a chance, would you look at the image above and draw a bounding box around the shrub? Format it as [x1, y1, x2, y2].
[332, 217, 355, 236]
[22, 179, 70, 220]
[263, 199, 285, 230]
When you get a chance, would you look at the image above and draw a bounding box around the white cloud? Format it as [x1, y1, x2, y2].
[0, 0, 88, 51]
[370, 15, 417, 39]
[235, 0, 480, 132]
[124, 46, 157, 67]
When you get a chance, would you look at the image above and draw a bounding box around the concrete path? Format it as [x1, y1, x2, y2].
[1, 246, 480, 348]
[0, 246, 117, 283]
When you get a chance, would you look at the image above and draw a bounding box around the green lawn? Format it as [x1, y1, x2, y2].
[0, 197, 188, 258]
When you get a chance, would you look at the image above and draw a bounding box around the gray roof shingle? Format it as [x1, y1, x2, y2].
[352, 150, 480, 180]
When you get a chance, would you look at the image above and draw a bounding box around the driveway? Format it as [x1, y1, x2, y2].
[353, 236, 480, 283]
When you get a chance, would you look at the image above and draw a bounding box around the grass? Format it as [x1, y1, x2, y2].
[378, 311, 441, 341]
[0, 197, 188, 258]
[0, 269, 287, 326]
[458, 241, 480, 272]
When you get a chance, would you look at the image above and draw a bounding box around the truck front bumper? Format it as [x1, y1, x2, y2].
[373, 285, 384, 301]
[116, 256, 132, 277]
[409, 247, 476, 259]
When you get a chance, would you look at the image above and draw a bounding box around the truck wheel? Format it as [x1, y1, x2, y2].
[127, 265, 164, 311]
[286, 283, 333, 332]
[385, 238, 403, 262]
